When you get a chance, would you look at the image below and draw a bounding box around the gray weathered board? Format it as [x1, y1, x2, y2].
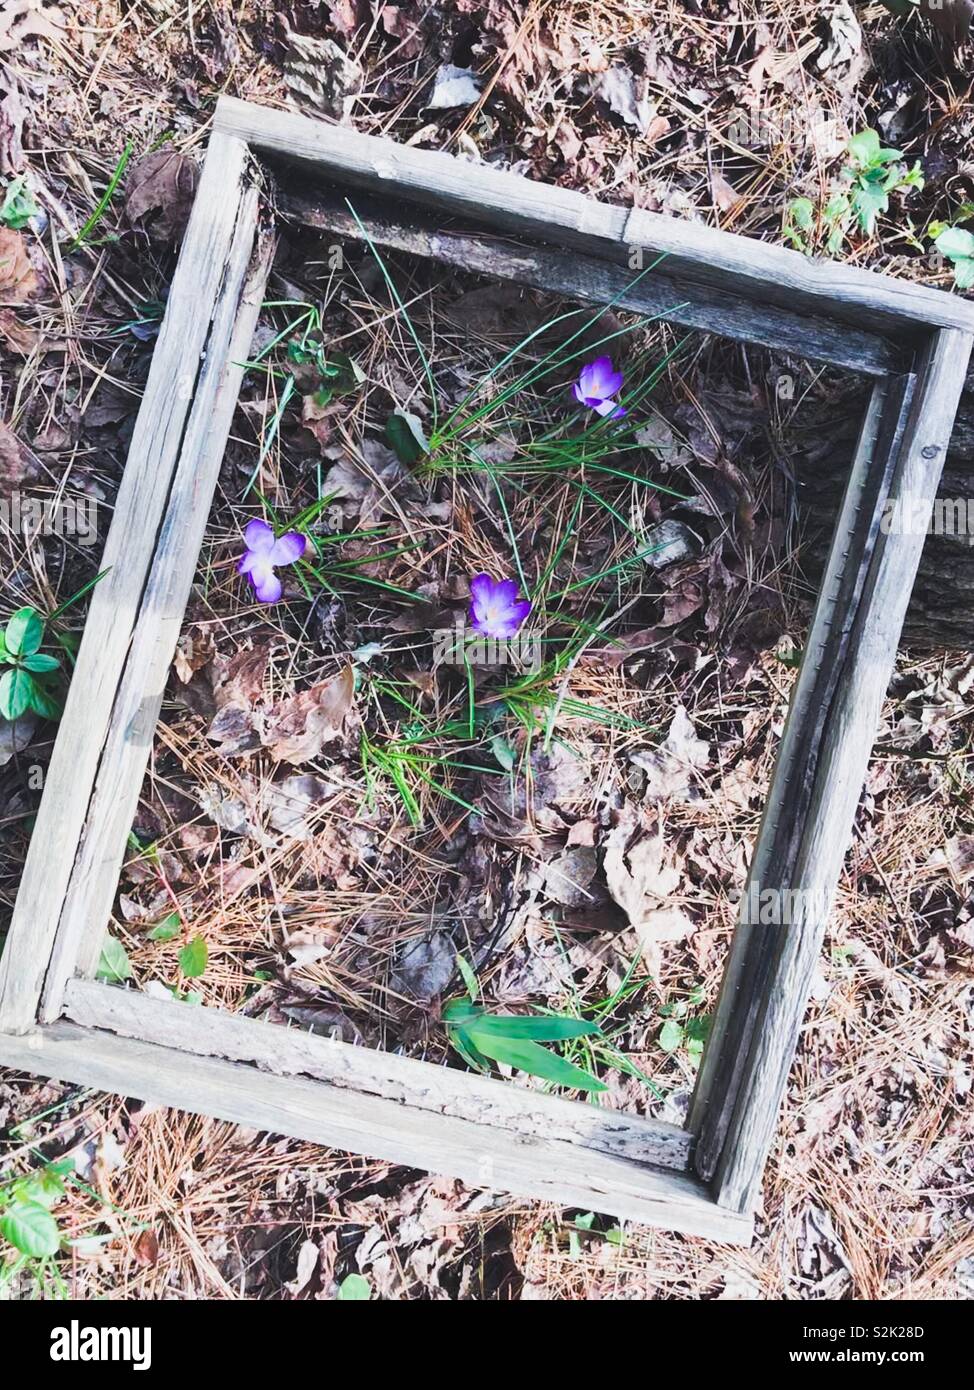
[1, 96, 972, 1243]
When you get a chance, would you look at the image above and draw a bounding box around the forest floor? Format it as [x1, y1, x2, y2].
[1, 0, 974, 1300]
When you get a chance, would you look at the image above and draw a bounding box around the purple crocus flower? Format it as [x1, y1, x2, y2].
[573, 356, 626, 419]
[469, 573, 531, 639]
[238, 519, 306, 603]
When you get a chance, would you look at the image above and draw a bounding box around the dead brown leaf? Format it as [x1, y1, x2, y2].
[264, 666, 355, 764]
[0, 307, 39, 353]
[0, 418, 40, 493]
[629, 705, 710, 803]
[0, 83, 26, 174]
[206, 643, 270, 755]
[0, 226, 38, 304]
[173, 627, 216, 684]
[603, 804, 692, 973]
[0, 0, 64, 53]
[125, 148, 199, 242]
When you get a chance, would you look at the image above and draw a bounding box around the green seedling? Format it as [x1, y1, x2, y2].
[0, 175, 40, 230]
[444, 998, 608, 1092]
[0, 607, 62, 721]
[658, 989, 711, 1064]
[825, 130, 924, 254]
[931, 221, 974, 289]
[0, 1157, 74, 1295]
[785, 131, 924, 257]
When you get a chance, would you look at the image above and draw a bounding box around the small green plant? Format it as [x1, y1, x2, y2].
[0, 607, 62, 721]
[785, 130, 924, 256]
[178, 934, 208, 979]
[0, 1158, 72, 1293]
[658, 988, 711, 1064]
[445, 955, 608, 1093]
[930, 216, 974, 289]
[444, 997, 608, 1092]
[782, 195, 815, 252]
[68, 141, 133, 251]
[0, 175, 40, 230]
[96, 934, 133, 984]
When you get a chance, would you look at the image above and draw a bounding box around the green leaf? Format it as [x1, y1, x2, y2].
[472, 1033, 607, 1092]
[489, 733, 516, 771]
[0, 1201, 60, 1257]
[851, 178, 889, 236]
[455, 951, 480, 1003]
[27, 680, 62, 720]
[5, 607, 44, 658]
[442, 998, 481, 1026]
[178, 934, 208, 979]
[337, 1273, 372, 1300]
[847, 128, 882, 168]
[953, 257, 974, 290]
[14, 1165, 67, 1209]
[0, 667, 35, 721]
[148, 912, 182, 941]
[936, 225, 974, 261]
[787, 196, 814, 231]
[96, 935, 133, 983]
[20, 652, 59, 674]
[384, 410, 429, 465]
[0, 175, 40, 230]
[467, 1013, 602, 1043]
[658, 1018, 685, 1053]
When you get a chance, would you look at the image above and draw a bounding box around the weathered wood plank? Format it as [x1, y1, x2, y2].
[689, 328, 974, 1213]
[623, 209, 974, 342]
[216, 95, 974, 342]
[0, 132, 258, 1035]
[63, 979, 692, 1171]
[0, 1020, 751, 1241]
[282, 186, 901, 377]
[38, 213, 276, 1021]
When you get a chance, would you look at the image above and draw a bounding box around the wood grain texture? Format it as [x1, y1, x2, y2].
[38, 207, 275, 1022]
[64, 979, 692, 1170]
[282, 186, 901, 376]
[0, 1019, 751, 1241]
[216, 95, 974, 341]
[0, 132, 257, 1035]
[690, 328, 974, 1213]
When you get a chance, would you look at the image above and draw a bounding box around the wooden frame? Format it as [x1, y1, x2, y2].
[1, 97, 972, 1242]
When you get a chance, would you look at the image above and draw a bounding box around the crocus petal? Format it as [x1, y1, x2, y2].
[270, 531, 306, 566]
[499, 599, 532, 634]
[238, 551, 258, 576]
[572, 382, 586, 405]
[244, 518, 275, 553]
[477, 601, 531, 640]
[576, 360, 601, 398]
[585, 357, 613, 394]
[594, 397, 626, 418]
[246, 558, 275, 592]
[491, 579, 519, 608]
[597, 367, 624, 398]
[469, 573, 497, 622]
[252, 569, 283, 604]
